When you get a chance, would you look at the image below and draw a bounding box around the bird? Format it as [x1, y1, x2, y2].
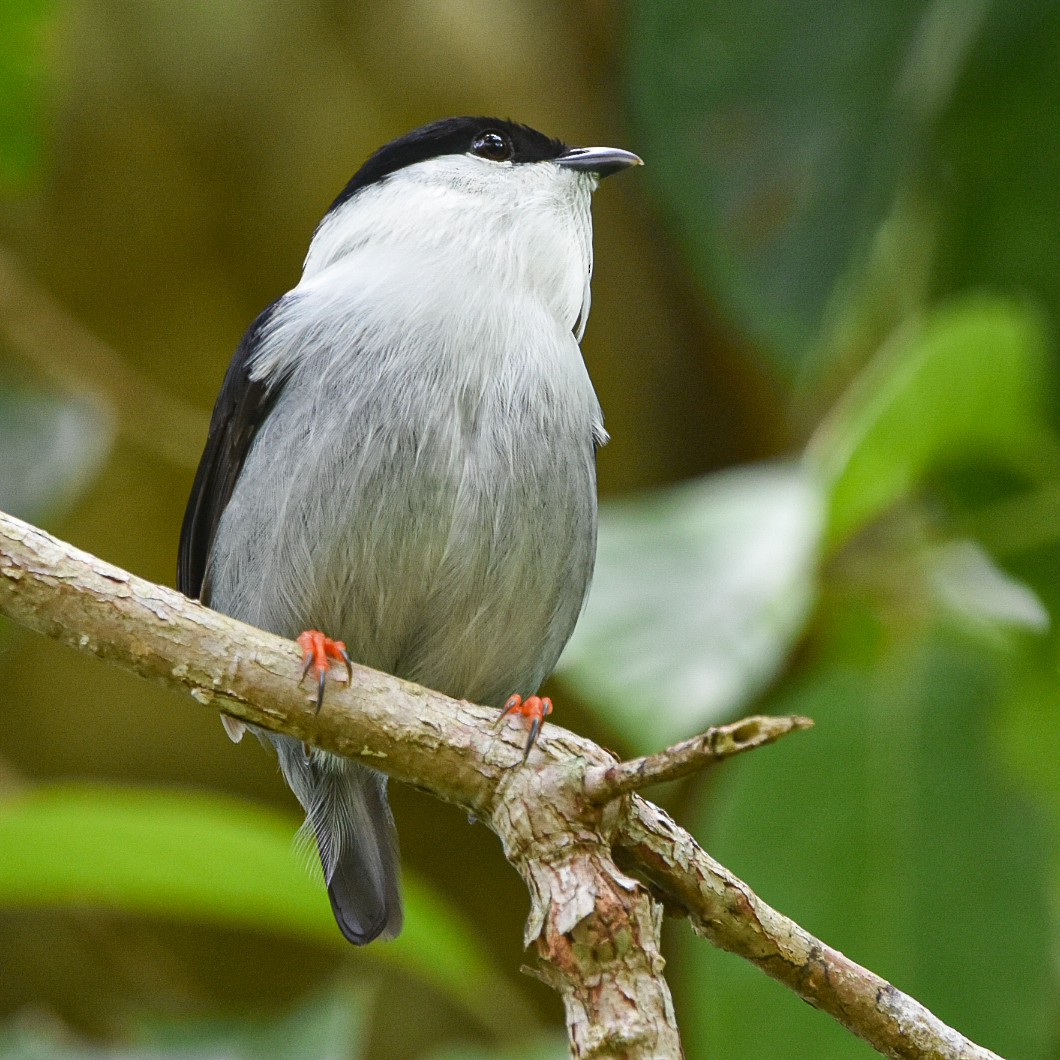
[178, 116, 641, 946]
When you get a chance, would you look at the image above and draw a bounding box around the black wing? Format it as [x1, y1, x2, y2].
[178, 300, 288, 603]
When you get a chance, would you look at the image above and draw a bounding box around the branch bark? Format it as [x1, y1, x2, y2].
[583, 714, 813, 803]
[0, 508, 1002, 1060]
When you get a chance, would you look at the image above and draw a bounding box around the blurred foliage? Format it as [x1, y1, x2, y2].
[812, 296, 1056, 549]
[424, 1038, 567, 1060]
[0, 0, 1058, 1058]
[0, 785, 531, 1041]
[0, 0, 59, 194]
[0, 982, 371, 1059]
[561, 460, 824, 744]
[628, 0, 945, 368]
[0, 386, 112, 523]
[683, 620, 1052, 1059]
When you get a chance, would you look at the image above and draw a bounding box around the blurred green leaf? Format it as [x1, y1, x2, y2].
[626, 0, 987, 368]
[681, 620, 1053, 1059]
[925, 539, 1047, 632]
[425, 1035, 567, 1060]
[138, 982, 370, 1060]
[810, 295, 1055, 548]
[999, 642, 1060, 843]
[0, 982, 369, 1059]
[0, 388, 113, 522]
[0, 0, 60, 194]
[933, 1, 1060, 326]
[558, 461, 822, 748]
[0, 785, 531, 1041]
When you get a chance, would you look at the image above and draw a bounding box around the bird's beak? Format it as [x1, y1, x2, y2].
[555, 146, 643, 179]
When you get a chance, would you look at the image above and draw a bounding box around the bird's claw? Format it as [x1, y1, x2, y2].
[496, 693, 553, 763]
[296, 629, 352, 712]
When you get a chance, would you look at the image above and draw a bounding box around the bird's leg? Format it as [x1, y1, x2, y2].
[497, 693, 553, 762]
[296, 629, 353, 712]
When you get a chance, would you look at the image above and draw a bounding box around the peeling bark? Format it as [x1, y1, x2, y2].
[0, 509, 1002, 1060]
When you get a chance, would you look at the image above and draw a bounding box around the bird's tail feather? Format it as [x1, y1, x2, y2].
[271, 734, 403, 944]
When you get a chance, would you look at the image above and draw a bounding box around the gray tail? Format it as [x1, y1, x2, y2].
[271, 734, 403, 945]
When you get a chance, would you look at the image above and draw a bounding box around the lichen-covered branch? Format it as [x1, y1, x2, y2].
[0, 508, 1002, 1060]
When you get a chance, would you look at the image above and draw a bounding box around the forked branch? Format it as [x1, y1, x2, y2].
[0, 509, 1001, 1060]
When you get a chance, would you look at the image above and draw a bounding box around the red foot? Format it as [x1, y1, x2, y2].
[297, 630, 353, 712]
[497, 694, 553, 763]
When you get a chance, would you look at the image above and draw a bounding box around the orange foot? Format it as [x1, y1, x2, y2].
[497, 693, 553, 763]
[297, 630, 353, 712]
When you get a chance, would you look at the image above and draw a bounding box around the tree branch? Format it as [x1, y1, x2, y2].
[0, 508, 1002, 1060]
[617, 801, 1002, 1060]
[583, 714, 813, 803]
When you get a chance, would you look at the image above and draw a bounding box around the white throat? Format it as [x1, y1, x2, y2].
[300, 154, 597, 340]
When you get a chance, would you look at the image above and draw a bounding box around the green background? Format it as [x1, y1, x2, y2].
[1, 1, 1057, 1056]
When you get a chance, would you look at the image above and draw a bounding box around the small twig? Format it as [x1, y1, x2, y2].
[0, 508, 1006, 1060]
[584, 715, 813, 803]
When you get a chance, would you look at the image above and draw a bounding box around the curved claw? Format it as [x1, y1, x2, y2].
[497, 694, 554, 763]
[296, 630, 351, 714]
[338, 643, 353, 683]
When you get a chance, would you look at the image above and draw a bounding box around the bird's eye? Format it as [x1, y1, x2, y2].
[471, 130, 514, 162]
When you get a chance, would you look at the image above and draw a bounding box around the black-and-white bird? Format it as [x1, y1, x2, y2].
[178, 116, 641, 945]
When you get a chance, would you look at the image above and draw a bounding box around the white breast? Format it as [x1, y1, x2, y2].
[208, 154, 604, 705]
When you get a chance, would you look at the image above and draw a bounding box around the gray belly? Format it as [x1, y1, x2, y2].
[207, 366, 598, 708]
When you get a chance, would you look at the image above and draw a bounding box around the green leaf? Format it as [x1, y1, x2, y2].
[0, 0, 61, 194]
[0, 784, 530, 1040]
[558, 461, 823, 748]
[138, 982, 371, 1060]
[0, 388, 113, 522]
[626, 0, 985, 368]
[0, 982, 370, 1059]
[933, 1, 1060, 329]
[925, 539, 1047, 632]
[810, 295, 1055, 548]
[681, 621, 1054, 1059]
[425, 1035, 568, 1060]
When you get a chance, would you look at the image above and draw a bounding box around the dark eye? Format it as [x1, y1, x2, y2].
[471, 130, 514, 162]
